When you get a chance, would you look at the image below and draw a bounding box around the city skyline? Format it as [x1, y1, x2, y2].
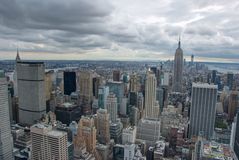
[0, 1, 239, 159]
[0, 0, 239, 62]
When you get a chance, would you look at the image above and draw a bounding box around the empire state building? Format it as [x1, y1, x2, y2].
[173, 38, 183, 92]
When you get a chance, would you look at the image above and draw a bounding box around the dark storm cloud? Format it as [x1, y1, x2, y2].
[0, 0, 113, 29]
[0, 0, 238, 61]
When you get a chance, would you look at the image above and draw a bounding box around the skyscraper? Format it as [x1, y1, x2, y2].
[145, 70, 159, 119]
[45, 70, 53, 101]
[78, 70, 93, 104]
[191, 54, 194, 66]
[228, 91, 238, 121]
[96, 109, 110, 144]
[189, 83, 217, 139]
[64, 71, 76, 95]
[106, 81, 124, 108]
[227, 72, 234, 90]
[74, 116, 96, 154]
[14, 49, 21, 96]
[173, 38, 183, 92]
[93, 77, 102, 98]
[106, 93, 118, 123]
[0, 70, 13, 160]
[233, 113, 239, 158]
[78, 71, 94, 114]
[31, 123, 68, 160]
[98, 86, 109, 109]
[211, 70, 217, 84]
[17, 62, 46, 125]
[113, 70, 121, 82]
[129, 73, 139, 93]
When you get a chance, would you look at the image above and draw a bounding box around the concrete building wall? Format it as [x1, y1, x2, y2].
[17, 62, 46, 125]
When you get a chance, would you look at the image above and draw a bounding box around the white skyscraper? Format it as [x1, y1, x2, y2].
[136, 71, 161, 146]
[17, 61, 46, 125]
[145, 71, 159, 119]
[0, 70, 13, 160]
[31, 123, 68, 160]
[106, 93, 118, 123]
[189, 83, 217, 139]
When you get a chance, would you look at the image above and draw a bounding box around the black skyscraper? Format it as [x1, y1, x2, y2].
[64, 71, 76, 95]
[212, 70, 217, 84]
[227, 72, 234, 90]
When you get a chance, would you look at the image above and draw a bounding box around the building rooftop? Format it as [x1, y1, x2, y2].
[17, 61, 44, 64]
[32, 123, 50, 129]
[192, 82, 218, 89]
[61, 102, 74, 108]
[47, 130, 66, 137]
[202, 141, 234, 159]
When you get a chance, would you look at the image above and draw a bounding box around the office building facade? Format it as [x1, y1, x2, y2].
[64, 71, 76, 95]
[189, 83, 217, 139]
[106, 93, 118, 123]
[145, 71, 159, 119]
[17, 62, 46, 125]
[0, 71, 13, 160]
[31, 124, 68, 160]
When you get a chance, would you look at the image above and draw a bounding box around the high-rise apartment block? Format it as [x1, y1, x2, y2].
[74, 116, 96, 153]
[17, 62, 46, 125]
[122, 126, 137, 145]
[31, 123, 68, 160]
[96, 109, 110, 144]
[136, 118, 161, 146]
[130, 74, 139, 92]
[189, 83, 217, 139]
[106, 93, 118, 123]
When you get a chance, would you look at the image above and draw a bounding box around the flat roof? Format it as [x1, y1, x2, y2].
[47, 130, 66, 137]
[192, 83, 218, 89]
[17, 61, 44, 64]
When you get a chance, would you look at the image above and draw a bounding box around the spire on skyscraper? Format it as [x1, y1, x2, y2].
[178, 36, 181, 48]
[16, 48, 21, 62]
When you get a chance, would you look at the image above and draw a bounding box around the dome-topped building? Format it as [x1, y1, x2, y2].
[173, 38, 183, 92]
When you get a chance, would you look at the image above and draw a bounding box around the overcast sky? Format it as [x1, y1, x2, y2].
[0, 0, 239, 62]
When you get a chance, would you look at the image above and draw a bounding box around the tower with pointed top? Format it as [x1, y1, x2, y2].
[16, 48, 21, 62]
[173, 38, 183, 92]
[14, 49, 21, 96]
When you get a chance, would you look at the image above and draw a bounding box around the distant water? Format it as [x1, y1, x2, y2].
[206, 63, 239, 74]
